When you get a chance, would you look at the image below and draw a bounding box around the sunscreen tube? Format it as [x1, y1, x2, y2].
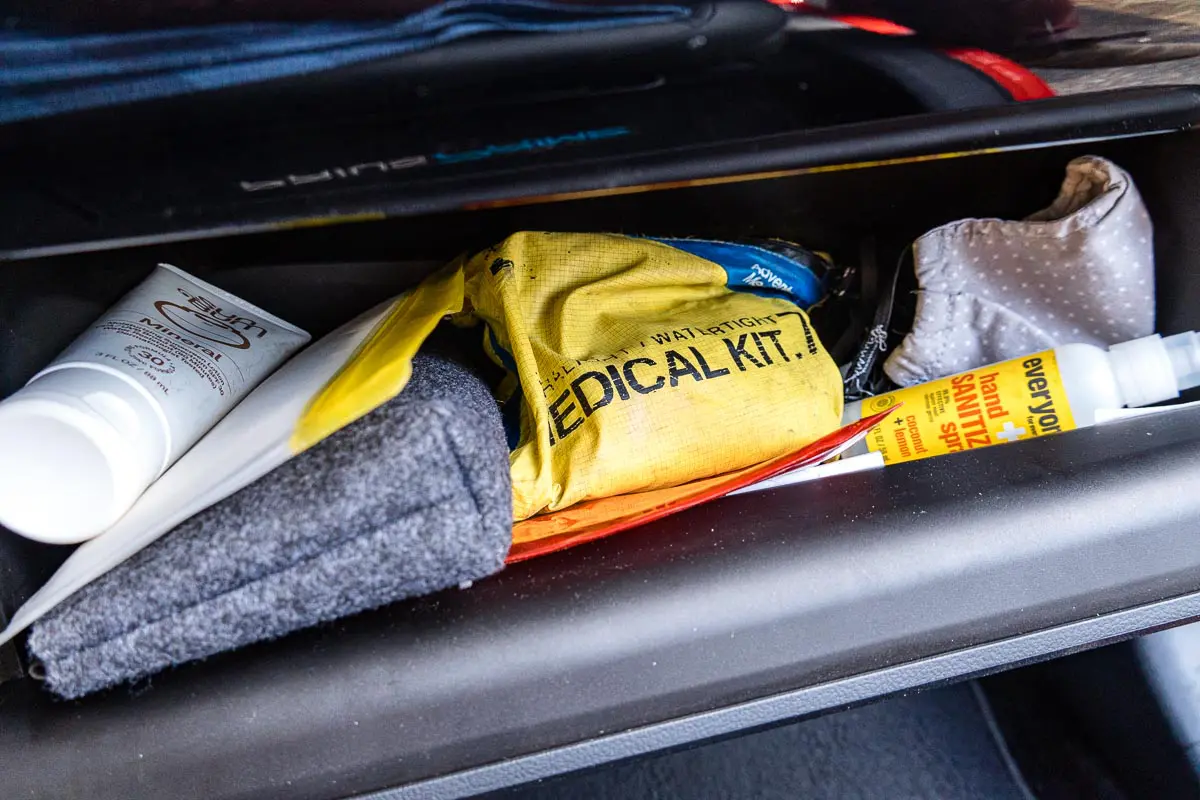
[0, 264, 310, 543]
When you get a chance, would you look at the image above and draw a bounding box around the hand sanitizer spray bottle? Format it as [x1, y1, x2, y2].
[842, 331, 1200, 465]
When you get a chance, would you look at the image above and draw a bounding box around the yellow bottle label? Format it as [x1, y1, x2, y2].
[860, 349, 1077, 465]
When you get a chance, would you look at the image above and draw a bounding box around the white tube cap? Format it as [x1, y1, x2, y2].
[1109, 333, 1185, 409]
[1163, 331, 1200, 394]
[0, 369, 168, 544]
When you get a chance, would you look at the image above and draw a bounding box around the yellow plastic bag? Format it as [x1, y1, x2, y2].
[456, 232, 844, 521]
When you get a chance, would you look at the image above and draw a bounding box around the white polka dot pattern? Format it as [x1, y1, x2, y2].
[884, 156, 1155, 387]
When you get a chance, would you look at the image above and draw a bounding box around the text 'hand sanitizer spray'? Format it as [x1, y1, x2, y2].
[842, 331, 1200, 465]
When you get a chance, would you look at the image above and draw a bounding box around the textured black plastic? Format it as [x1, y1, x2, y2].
[0, 25, 1052, 262]
[6, 84, 1196, 262]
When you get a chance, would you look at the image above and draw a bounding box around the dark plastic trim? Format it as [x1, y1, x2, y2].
[6, 407, 1200, 800]
[361, 587, 1200, 800]
[794, 29, 1015, 111]
[4, 86, 1199, 261]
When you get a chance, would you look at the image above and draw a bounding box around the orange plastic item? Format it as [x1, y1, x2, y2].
[507, 406, 895, 563]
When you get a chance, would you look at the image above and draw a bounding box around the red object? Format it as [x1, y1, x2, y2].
[815, 0, 1079, 49]
[830, 14, 914, 36]
[944, 47, 1055, 101]
[507, 407, 895, 563]
[781, 7, 1056, 102]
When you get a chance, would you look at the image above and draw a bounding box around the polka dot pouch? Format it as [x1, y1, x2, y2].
[884, 156, 1155, 387]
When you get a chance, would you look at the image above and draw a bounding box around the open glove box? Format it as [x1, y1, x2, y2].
[4, 6, 1200, 798]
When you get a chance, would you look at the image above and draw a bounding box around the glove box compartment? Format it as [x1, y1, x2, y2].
[4, 88, 1200, 800]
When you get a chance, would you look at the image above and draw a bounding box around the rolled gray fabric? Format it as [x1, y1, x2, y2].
[29, 353, 512, 699]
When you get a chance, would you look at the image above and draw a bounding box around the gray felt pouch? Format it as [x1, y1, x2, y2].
[28, 353, 512, 699]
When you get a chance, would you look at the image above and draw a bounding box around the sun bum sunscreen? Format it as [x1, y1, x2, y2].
[0, 264, 310, 543]
[842, 331, 1200, 465]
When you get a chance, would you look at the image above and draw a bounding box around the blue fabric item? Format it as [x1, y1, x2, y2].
[485, 325, 525, 450]
[652, 237, 829, 307]
[0, 0, 690, 124]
